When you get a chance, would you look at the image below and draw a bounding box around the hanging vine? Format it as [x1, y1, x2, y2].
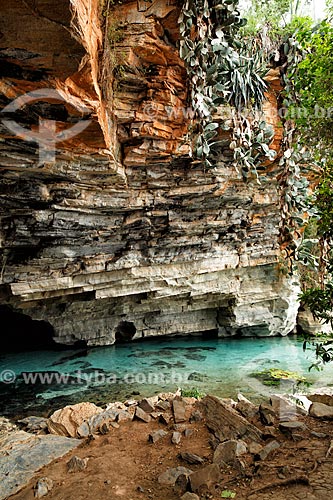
[278, 32, 318, 273]
[178, 0, 276, 180]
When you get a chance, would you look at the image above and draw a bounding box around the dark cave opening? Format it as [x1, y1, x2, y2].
[0, 305, 56, 352]
[115, 320, 137, 343]
[202, 329, 219, 339]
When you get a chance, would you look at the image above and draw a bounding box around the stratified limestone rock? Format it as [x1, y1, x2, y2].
[297, 308, 332, 336]
[201, 395, 263, 443]
[0, 0, 300, 345]
[0, 431, 80, 499]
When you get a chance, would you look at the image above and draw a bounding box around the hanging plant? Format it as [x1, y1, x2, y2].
[178, 0, 276, 180]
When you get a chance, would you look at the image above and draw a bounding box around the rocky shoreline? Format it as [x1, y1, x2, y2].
[2, 390, 333, 499]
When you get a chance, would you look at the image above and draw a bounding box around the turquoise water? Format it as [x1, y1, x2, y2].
[0, 335, 332, 418]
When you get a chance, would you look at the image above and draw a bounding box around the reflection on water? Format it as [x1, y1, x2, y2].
[0, 335, 332, 418]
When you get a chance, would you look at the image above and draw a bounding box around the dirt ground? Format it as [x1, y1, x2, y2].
[8, 402, 333, 500]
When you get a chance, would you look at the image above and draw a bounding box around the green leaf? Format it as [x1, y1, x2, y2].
[221, 491, 236, 499]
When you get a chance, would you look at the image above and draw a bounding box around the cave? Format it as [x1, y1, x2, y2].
[115, 320, 137, 343]
[0, 305, 56, 352]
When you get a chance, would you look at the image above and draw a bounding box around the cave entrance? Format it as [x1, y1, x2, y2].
[202, 329, 219, 339]
[0, 305, 56, 351]
[115, 321, 136, 343]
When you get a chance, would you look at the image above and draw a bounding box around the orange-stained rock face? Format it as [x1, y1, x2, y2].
[0, 0, 300, 346]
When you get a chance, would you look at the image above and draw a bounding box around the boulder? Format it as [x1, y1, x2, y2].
[189, 410, 203, 423]
[309, 402, 333, 419]
[159, 413, 172, 425]
[184, 429, 195, 438]
[83, 408, 119, 436]
[158, 466, 193, 486]
[0, 431, 80, 499]
[67, 455, 89, 473]
[257, 440, 281, 460]
[179, 452, 204, 465]
[259, 403, 276, 426]
[200, 395, 263, 443]
[308, 394, 333, 407]
[0, 417, 17, 436]
[148, 430, 168, 443]
[270, 394, 307, 417]
[171, 431, 182, 445]
[173, 398, 187, 423]
[248, 441, 263, 455]
[189, 464, 221, 493]
[297, 308, 332, 336]
[117, 410, 134, 422]
[18, 417, 48, 434]
[156, 400, 171, 411]
[138, 397, 156, 413]
[48, 402, 102, 438]
[135, 407, 151, 423]
[213, 439, 247, 466]
[279, 421, 307, 435]
[181, 493, 200, 500]
[236, 394, 259, 419]
[34, 477, 53, 498]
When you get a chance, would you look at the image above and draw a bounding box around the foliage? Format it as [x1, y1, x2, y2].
[291, 21, 333, 146]
[302, 331, 333, 369]
[251, 367, 309, 387]
[221, 490, 236, 498]
[241, 0, 313, 37]
[178, 0, 276, 179]
[286, 20, 333, 367]
[181, 387, 206, 399]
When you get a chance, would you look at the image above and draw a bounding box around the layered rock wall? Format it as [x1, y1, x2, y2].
[0, 0, 300, 345]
